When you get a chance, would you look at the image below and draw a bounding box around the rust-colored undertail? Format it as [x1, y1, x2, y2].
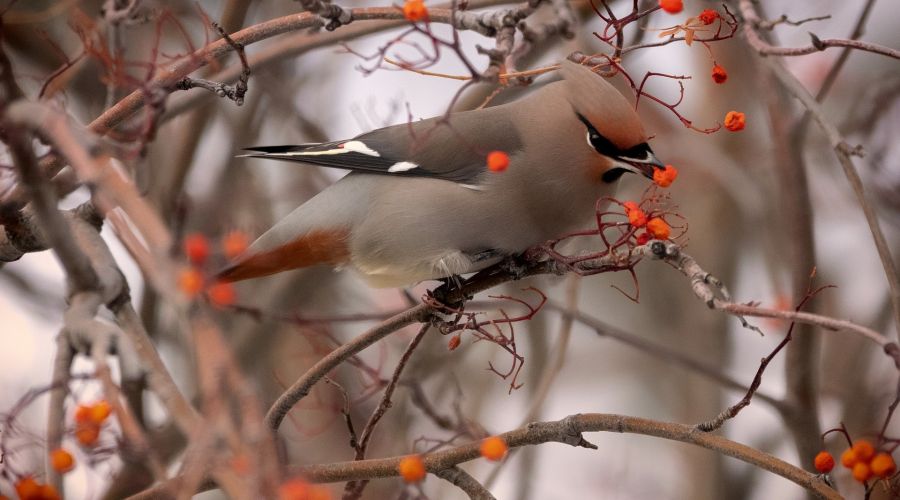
[216, 228, 351, 282]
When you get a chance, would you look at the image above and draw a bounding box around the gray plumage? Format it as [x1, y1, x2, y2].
[220, 60, 665, 287]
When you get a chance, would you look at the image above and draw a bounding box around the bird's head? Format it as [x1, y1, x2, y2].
[559, 60, 666, 183]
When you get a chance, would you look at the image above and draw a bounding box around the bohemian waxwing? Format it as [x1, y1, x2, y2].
[218, 60, 665, 287]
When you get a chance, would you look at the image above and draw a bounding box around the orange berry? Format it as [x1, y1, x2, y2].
[222, 230, 250, 260]
[278, 479, 309, 500]
[646, 217, 671, 240]
[178, 268, 205, 297]
[307, 485, 331, 500]
[852, 440, 875, 462]
[37, 485, 61, 500]
[813, 451, 834, 473]
[699, 9, 718, 24]
[658, 0, 682, 14]
[15, 477, 41, 499]
[635, 232, 651, 245]
[278, 478, 329, 500]
[711, 64, 727, 84]
[49, 448, 75, 473]
[724, 111, 746, 131]
[852, 461, 872, 482]
[74, 404, 92, 424]
[486, 151, 510, 172]
[183, 233, 210, 265]
[398, 455, 426, 483]
[448, 335, 461, 351]
[75, 424, 100, 447]
[16, 478, 60, 500]
[480, 436, 508, 461]
[841, 447, 858, 468]
[623, 201, 647, 228]
[402, 0, 428, 22]
[871, 452, 897, 478]
[89, 400, 112, 423]
[207, 281, 237, 308]
[652, 164, 678, 187]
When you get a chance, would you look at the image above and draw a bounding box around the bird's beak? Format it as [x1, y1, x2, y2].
[614, 151, 666, 179]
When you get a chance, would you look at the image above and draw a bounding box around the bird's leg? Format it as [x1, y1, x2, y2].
[499, 252, 531, 281]
[468, 248, 505, 262]
[429, 275, 469, 308]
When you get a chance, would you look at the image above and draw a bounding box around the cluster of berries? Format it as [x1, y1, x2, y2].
[813, 439, 896, 483]
[656, 3, 747, 132]
[73, 400, 111, 448]
[12, 477, 60, 500]
[178, 231, 249, 308]
[617, 164, 679, 245]
[10, 401, 115, 500]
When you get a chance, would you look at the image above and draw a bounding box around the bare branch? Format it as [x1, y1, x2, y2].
[434, 466, 497, 500]
[292, 413, 840, 499]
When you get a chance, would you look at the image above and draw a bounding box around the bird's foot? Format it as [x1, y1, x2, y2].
[500, 253, 531, 281]
[428, 275, 470, 309]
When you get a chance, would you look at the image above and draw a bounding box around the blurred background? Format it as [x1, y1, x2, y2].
[1, 0, 899, 498]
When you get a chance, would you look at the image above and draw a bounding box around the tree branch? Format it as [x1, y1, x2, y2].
[740, 0, 900, 337]
[434, 466, 497, 500]
[292, 413, 840, 499]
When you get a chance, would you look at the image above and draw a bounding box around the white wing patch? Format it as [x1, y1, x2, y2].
[387, 161, 418, 173]
[283, 140, 381, 157]
[342, 141, 380, 156]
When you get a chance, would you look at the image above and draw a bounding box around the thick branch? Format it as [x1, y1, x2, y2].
[4, 129, 99, 292]
[88, 2, 534, 136]
[292, 413, 840, 499]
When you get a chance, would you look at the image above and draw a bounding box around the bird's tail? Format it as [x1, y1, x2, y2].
[215, 228, 352, 283]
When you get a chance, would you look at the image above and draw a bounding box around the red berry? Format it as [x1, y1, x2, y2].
[813, 451, 834, 473]
[184, 233, 210, 265]
[486, 151, 510, 172]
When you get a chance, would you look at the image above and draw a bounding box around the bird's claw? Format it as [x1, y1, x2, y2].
[429, 275, 469, 309]
[500, 254, 529, 280]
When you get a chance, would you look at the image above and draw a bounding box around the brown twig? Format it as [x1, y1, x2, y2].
[174, 21, 250, 105]
[434, 466, 497, 500]
[544, 301, 784, 412]
[756, 13, 831, 30]
[264, 305, 434, 431]
[44, 334, 74, 493]
[741, 0, 900, 338]
[696, 286, 829, 432]
[344, 324, 431, 499]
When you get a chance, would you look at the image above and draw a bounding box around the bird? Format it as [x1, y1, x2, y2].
[218, 60, 666, 288]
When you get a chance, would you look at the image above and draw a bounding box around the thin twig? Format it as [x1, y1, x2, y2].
[264, 306, 433, 431]
[435, 466, 497, 500]
[741, 0, 900, 336]
[344, 324, 431, 499]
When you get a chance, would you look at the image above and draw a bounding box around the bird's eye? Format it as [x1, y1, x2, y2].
[577, 113, 621, 158]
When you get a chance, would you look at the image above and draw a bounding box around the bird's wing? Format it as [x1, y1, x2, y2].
[241, 106, 522, 185]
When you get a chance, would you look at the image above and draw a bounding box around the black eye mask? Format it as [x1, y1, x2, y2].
[577, 113, 652, 161]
